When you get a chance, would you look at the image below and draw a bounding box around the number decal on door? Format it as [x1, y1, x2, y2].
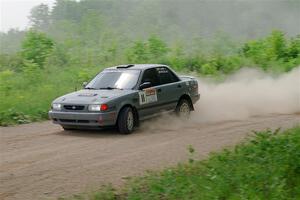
[139, 88, 157, 105]
[139, 92, 147, 105]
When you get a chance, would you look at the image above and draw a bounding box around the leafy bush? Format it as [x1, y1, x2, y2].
[0, 109, 32, 126]
[242, 30, 300, 71]
[21, 30, 54, 68]
[201, 62, 219, 75]
[127, 36, 169, 63]
[127, 40, 149, 63]
[0, 69, 14, 95]
[147, 35, 169, 61]
[0, 53, 24, 72]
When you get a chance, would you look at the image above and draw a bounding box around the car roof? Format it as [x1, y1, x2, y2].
[105, 64, 168, 71]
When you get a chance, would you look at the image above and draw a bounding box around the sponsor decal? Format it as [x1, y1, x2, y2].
[156, 67, 169, 74]
[139, 88, 158, 105]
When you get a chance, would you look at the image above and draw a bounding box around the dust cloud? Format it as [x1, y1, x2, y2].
[142, 67, 300, 131]
[194, 67, 300, 123]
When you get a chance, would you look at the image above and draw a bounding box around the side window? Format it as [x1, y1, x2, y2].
[156, 67, 179, 85]
[141, 68, 160, 86]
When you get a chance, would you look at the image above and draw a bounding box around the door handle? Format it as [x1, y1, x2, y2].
[157, 88, 162, 93]
[177, 84, 182, 88]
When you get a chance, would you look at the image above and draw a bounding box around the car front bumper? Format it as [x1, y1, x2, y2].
[48, 110, 117, 127]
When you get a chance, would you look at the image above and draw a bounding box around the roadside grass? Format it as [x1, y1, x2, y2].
[60, 127, 300, 200]
[0, 65, 100, 126]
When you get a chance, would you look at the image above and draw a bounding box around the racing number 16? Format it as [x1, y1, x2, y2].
[139, 92, 147, 105]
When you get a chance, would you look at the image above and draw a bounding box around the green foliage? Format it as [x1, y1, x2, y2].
[65, 127, 300, 200]
[58, 185, 116, 200]
[21, 30, 54, 68]
[87, 185, 116, 200]
[0, 64, 78, 125]
[242, 30, 300, 71]
[22, 60, 41, 83]
[148, 35, 169, 61]
[287, 35, 300, 59]
[265, 30, 287, 60]
[242, 39, 268, 65]
[127, 36, 169, 63]
[46, 44, 69, 66]
[201, 62, 218, 75]
[0, 108, 32, 126]
[0, 70, 14, 95]
[127, 40, 149, 63]
[0, 53, 24, 72]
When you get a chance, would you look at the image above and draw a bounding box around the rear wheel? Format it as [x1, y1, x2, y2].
[117, 107, 135, 134]
[176, 99, 191, 119]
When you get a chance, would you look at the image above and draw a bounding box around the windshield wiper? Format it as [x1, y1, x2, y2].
[85, 87, 96, 90]
[99, 87, 122, 90]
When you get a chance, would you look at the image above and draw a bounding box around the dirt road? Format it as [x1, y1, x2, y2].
[0, 114, 299, 200]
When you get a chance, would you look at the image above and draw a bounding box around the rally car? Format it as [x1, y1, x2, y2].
[49, 64, 200, 134]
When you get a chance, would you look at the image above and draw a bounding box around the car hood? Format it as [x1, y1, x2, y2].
[53, 89, 135, 104]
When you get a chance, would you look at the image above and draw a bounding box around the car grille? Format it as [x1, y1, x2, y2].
[63, 105, 85, 111]
[59, 119, 76, 123]
[59, 119, 90, 123]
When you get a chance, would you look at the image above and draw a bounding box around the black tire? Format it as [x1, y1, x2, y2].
[117, 107, 135, 134]
[175, 99, 191, 119]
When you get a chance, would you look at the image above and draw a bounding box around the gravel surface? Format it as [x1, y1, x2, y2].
[0, 114, 299, 200]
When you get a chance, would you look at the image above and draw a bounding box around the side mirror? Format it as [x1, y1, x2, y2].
[139, 82, 152, 90]
[82, 82, 88, 88]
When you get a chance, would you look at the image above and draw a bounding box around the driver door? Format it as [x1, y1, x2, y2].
[137, 68, 164, 117]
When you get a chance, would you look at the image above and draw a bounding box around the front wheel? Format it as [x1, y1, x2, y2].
[175, 99, 191, 119]
[117, 107, 135, 134]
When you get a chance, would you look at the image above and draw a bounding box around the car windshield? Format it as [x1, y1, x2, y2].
[85, 70, 140, 90]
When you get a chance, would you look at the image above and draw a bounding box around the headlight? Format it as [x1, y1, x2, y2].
[88, 104, 109, 111]
[52, 103, 62, 111]
[88, 105, 101, 111]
